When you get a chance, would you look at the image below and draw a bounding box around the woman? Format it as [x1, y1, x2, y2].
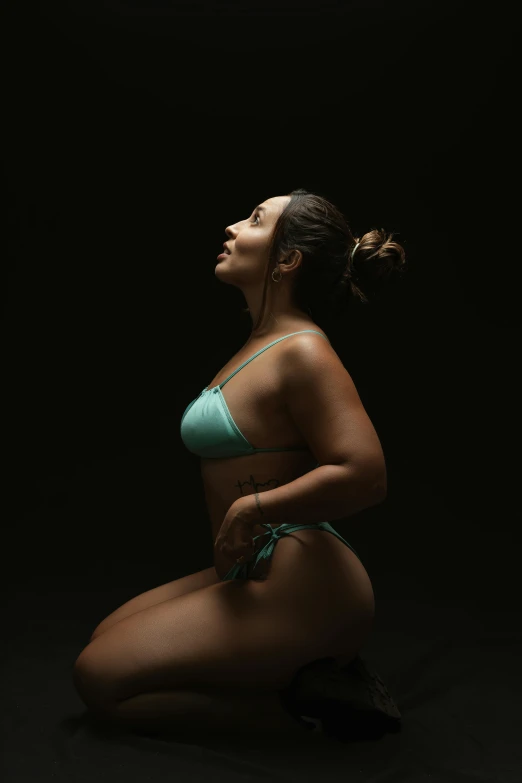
[73, 188, 406, 740]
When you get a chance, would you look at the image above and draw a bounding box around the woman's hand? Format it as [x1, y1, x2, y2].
[214, 496, 257, 572]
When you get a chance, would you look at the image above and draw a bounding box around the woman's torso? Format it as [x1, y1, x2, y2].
[200, 319, 326, 549]
[198, 319, 376, 662]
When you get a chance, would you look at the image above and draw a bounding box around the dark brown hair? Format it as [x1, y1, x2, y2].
[244, 188, 408, 331]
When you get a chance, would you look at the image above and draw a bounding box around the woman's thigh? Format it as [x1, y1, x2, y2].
[90, 566, 220, 640]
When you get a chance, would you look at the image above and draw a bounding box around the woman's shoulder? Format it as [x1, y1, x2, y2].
[275, 323, 340, 381]
[280, 322, 332, 352]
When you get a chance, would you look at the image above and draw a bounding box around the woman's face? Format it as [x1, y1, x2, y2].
[216, 195, 290, 288]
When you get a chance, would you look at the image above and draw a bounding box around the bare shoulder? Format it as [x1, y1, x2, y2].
[278, 324, 367, 422]
[277, 325, 386, 476]
[280, 325, 342, 370]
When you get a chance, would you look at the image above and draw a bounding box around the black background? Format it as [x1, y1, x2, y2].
[3, 3, 519, 601]
[2, 2, 522, 780]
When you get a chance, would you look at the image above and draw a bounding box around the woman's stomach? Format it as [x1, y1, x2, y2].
[201, 450, 318, 571]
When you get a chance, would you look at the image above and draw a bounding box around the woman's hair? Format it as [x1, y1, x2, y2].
[244, 187, 408, 331]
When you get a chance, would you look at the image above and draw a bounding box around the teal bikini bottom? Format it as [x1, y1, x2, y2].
[221, 521, 360, 581]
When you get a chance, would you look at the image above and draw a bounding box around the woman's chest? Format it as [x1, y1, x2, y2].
[205, 343, 305, 453]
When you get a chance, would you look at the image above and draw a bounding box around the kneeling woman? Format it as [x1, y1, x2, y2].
[73, 188, 406, 739]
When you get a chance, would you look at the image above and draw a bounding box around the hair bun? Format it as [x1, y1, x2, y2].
[349, 228, 407, 304]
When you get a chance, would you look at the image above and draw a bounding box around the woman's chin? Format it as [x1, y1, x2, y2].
[214, 262, 237, 283]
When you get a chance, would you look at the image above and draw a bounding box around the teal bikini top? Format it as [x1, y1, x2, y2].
[180, 330, 330, 459]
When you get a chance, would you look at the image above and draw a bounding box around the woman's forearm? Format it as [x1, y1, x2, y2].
[238, 462, 387, 529]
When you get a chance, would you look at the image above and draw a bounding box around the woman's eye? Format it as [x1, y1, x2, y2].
[251, 213, 260, 224]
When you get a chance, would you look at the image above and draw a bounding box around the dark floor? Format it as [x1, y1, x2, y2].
[3, 584, 521, 783]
